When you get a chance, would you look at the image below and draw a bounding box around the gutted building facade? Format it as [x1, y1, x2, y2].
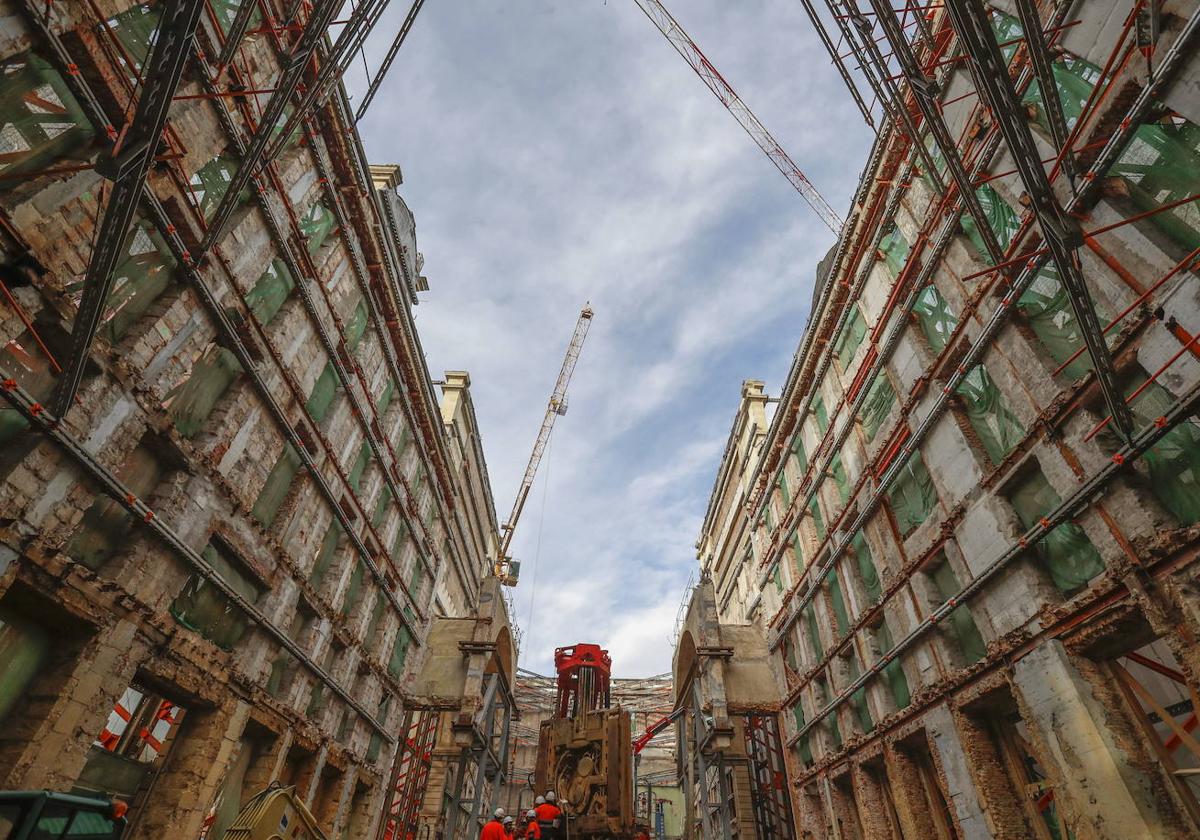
[0, 1, 502, 837]
[692, 0, 1200, 837]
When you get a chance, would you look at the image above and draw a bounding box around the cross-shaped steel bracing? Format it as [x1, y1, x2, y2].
[49, 0, 207, 418]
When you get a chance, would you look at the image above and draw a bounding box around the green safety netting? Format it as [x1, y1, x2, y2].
[790, 531, 805, 573]
[773, 563, 784, 594]
[372, 486, 393, 528]
[1016, 264, 1095, 380]
[189, 153, 246, 220]
[308, 522, 342, 587]
[797, 730, 814, 766]
[347, 441, 371, 491]
[791, 701, 805, 733]
[266, 650, 293, 697]
[764, 506, 775, 533]
[164, 344, 243, 438]
[791, 434, 808, 473]
[919, 132, 948, 192]
[306, 362, 338, 423]
[252, 443, 302, 527]
[851, 530, 882, 604]
[826, 692, 842, 749]
[778, 472, 791, 506]
[1113, 119, 1200, 253]
[991, 9, 1023, 63]
[929, 557, 987, 663]
[99, 220, 176, 343]
[875, 618, 911, 709]
[367, 696, 389, 761]
[306, 683, 326, 717]
[887, 452, 937, 537]
[300, 201, 336, 254]
[1010, 469, 1104, 594]
[961, 184, 1020, 264]
[106, 4, 160, 73]
[861, 372, 896, 443]
[377, 378, 395, 414]
[409, 559, 426, 601]
[0, 605, 50, 724]
[341, 561, 365, 617]
[830, 452, 850, 505]
[1023, 56, 1098, 134]
[956, 365, 1023, 465]
[66, 447, 163, 571]
[834, 306, 868, 364]
[813, 393, 829, 433]
[366, 593, 387, 645]
[1122, 376, 1200, 525]
[170, 544, 262, 651]
[847, 655, 874, 734]
[784, 636, 798, 672]
[388, 625, 412, 678]
[0, 52, 95, 180]
[804, 604, 824, 660]
[0, 330, 58, 445]
[913, 284, 958, 353]
[245, 259, 295, 326]
[878, 224, 911, 277]
[825, 569, 850, 636]
[391, 518, 410, 560]
[345, 299, 369, 350]
[809, 495, 826, 540]
[210, 0, 262, 34]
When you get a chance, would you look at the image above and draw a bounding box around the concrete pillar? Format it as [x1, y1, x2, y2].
[882, 744, 943, 839]
[950, 707, 1037, 839]
[925, 704, 992, 840]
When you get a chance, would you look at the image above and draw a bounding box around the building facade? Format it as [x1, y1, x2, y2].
[690, 0, 1200, 837]
[0, 1, 501, 838]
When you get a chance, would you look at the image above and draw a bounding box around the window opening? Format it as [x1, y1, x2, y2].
[956, 365, 1023, 465]
[961, 185, 1020, 264]
[104, 4, 160, 76]
[825, 568, 850, 637]
[861, 373, 896, 443]
[244, 259, 295, 326]
[307, 361, 339, 424]
[78, 683, 185, 803]
[912, 741, 961, 840]
[1016, 264, 1100, 380]
[813, 395, 829, 434]
[846, 654, 874, 735]
[835, 306, 868, 367]
[830, 452, 850, 506]
[0, 604, 51, 724]
[251, 443, 302, 527]
[300, 201, 336, 254]
[308, 521, 343, 588]
[851, 530, 881, 604]
[189, 153, 246, 220]
[808, 495, 826, 540]
[162, 343, 243, 438]
[926, 556, 986, 664]
[1115, 372, 1200, 525]
[913, 285, 958, 353]
[1009, 469, 1104, 594]
[66, 441, 165, 570]
[886, 452, 937, 538]
[874, 619, 910, 710]
[989, 711, 1072, 840]
[0, 51, 94, 179]
[878, 224, 910, 277]
[171, 542, 263, 649]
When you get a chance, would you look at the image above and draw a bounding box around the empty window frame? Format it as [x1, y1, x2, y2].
[962, 185, 1020, 264]
[244, 259, 296, 326]
[0, 51, 94, 179]
[66, 440, 166, 570]
[162, 342, 242, 438]
[1119, 371, 1200, 526]
[0, 604, 51, 724]
[170, 541, 264, 650]
[886, 452, 937, 538]
[251, 443, 302, 527]
[860, 373, 897, 444]
[955, 364, 1023, 465]
[1008, 468, 1104, 595]
[78, 683, 186, 802]
[925, 555, 987, 664]
[300, 201, 336, 254]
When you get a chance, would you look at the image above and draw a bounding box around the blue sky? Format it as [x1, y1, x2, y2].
[351, 0, 873, 676]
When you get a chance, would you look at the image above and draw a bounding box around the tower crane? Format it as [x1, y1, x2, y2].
[493, 305, 594, 585]
[631, 0, 844, 235]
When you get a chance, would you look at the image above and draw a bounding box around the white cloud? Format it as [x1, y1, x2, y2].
[354, 0, 873, 675]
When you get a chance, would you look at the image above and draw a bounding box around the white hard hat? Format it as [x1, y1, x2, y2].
[503, 816, 514, 825]
[545, 791, 556, 802]
[535, 796, 545, 805]
[527, 810, 537, 819]
[494, 808, 506, 819]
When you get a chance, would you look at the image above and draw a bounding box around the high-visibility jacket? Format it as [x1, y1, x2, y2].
[523, 822, 542, 839]
[534, 803, 561, 824]
[480, 819, 507, 840]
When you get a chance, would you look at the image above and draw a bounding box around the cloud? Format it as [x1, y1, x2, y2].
[354, 0, 873, 675]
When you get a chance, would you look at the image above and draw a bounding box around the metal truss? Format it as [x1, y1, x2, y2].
[744, 714, 795, 840]
[863, 0, 1009, 266]
[50, 0, 206, 417]
[443, 672, 513, 839]
[794, 0, 877, 129]
[215, 0, 264, 68]
[1014, 0, 1074, 182]
[379, 710, 439, 840]
[355, 0, 427, 121]
[943, 0, 1136, 441]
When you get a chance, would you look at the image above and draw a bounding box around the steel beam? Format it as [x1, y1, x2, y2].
[1014, 0, 1075, 182]
[865, 0, 1009, 266]
[215, 0, 264, 68]
[944, 0, 1135, 440]
[795, 0, 876, 129]
[355, 0, 426, 121]
[50, 0, 206, 417]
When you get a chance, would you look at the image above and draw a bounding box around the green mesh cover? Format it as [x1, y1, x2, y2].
[961, 184, 1020, 264]
[851, 530, 881, 603]
[189, 153, 243, 220]
[210, 0, 262, 34]
[388, 626, 412, 678]
[0, 52, 95, 180]
[307, 362, 338, 423]
[772, 563, 783, 594]
[347, 441, 371, 491]
[300, 201, 336, 254]
[1113, 119, 1200, 253]
[827, 703, 842, 750]
[252, 444, 302, 527]
[861, 373, 896, 442]
[847, 656, 874, 733]
[165, 344, 243, 438]
[66, 446, 163, 570]
[928, 557, 987, 663]
[875, 618, 911, 709]
[791, 702, 805, 733]
[830, 452, 850, 505]
[791, 434, 808, 473]
[170, 544, 262, 651]
[778, 472, 790, 505]
[102, 220, 176, 343]
[391, 518, 410, 560]
[309, 522, 342, 587]
[341, 561, 365, 616]
[804, 604, 823, 660]
[991, 8, 1023, 63]
[245, 259, 295, 326]
[808, 495, 825, 540]
[834, 306, 868, 364]
[813, 394, 829, 434]
[377, 378, 396, 414]
[0, 605, 51, 725]
[372, 486, 393, 528]
[956, 365, 1023, 465]
[345, 299, 369, 350]
[1023, 56, 1098, 134]
[365, 592, 387, 644]
[825, 569, 850, 636]
[887, 452, 937, 537]
[919, 132, 948, 192]
[0, 329, 58, 445]
[764, 506, 774, 533]
[797, 733, 814, 767]
[1016, 264, 1095, 379]
[878, 224, 910, 276]
[913, 284, 957, 353]
[1010, 469, 1104, 594]
[791, 531, 804, 573]
[409, 559, 426, 602]
[106, 4, 160, 73]
[1126, 377, 1200, 525]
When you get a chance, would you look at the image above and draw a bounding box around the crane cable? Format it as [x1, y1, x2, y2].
[518, 427, 554, 670]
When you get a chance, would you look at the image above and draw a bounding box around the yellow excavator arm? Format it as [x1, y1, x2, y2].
[225, 785, 326, 840]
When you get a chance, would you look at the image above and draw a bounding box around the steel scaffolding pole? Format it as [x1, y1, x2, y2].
[795, 0, 877, 129]
[943, 0, 1136, 441]
[1014, 0, 1075, 182]
[49, 0, 206, 418]
[355, 0, 426, 121]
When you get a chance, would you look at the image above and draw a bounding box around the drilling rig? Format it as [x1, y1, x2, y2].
[535, 643, 636, 838]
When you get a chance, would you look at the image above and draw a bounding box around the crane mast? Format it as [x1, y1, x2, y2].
[631, 0, 844, 235]
[495, 305, 594, 583]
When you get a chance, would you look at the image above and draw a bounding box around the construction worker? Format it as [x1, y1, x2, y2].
[480, 808, 507, 840]
[522, 810, 542, 839]
[503, 815, 516, 839]
[633, 823, 651, 840]
[535, 791, 562, 839]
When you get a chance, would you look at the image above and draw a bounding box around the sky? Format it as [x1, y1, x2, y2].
[350, 0, 874, 677]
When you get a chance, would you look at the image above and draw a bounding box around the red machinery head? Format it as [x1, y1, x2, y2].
[553, 643, 612, 719]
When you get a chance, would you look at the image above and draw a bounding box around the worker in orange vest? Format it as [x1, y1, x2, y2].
[480, 808, 508, 840]
[535, 791, 562, 839]
[521, 810, 541, 839]
[503, 815, 516, 838]
[633, 824, 651, 840]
